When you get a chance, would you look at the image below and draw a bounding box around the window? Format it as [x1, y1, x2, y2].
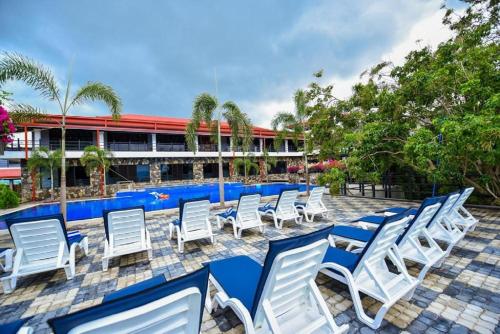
[40, 166, 90, 188]
[108, 164, 151, 184]
[203, 163, 229, 178]
[161, 163, 193, 181]
[269, 161, 287, 174]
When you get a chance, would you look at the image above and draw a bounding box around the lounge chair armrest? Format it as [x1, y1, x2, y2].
[17, 327, 33, 334]
[214, 294, 256, 334]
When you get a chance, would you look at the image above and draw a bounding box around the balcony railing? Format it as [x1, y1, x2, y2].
[232, 145, 261, 153]
[198, 143, 231, 152]
[49, 140, 95, 151]
[107, 142, 152, 151]
[156, 142, 188, 152]
[4, 139, 40, 151]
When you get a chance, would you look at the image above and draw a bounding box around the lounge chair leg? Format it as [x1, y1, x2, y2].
[178, 240, 184, 253]
[272, 213, 279, 229]
[168, 224, 173, 240]
[147, 249, 153, 260]
[81, 238, 89, 256]
[233, 225, 239, 239]
[102, 258, 109, 272]
[216, 216, 223, 230]
[2, 276, 16, 293]
[64, 266, 75, 280]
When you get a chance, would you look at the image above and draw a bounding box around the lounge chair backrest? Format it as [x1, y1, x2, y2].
[48, 266, 210, 334]
[6, 214, 69, 266]
[237, 193, 261, 224]
[450, 187, 474, 212]
[396, 199, 443, 246]
[353, 211, 411, 277]
[251, 226, 332, 324]
[276, 189, 299, 214]
[103, 207, 146, 248]
[180, 198, 211, 234]
[305, 187, 325, 209]
[426, 192, 460, 228]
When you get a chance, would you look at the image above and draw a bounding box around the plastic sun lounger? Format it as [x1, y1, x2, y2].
[216, 193, 265, 239]
[445, 187, 479, 233]
[168, 197, 215, 253]
[258, 188, 303, 229]
[102, 206, 152, 271]
[48, 266, 209, 334]
[294, 186, 329, 223]
[0, 317, 33, 334]
[205, 226, 349, 334]
[0, 247, 14, 272]
[330, 196, 446, 282]
[321, 211, 419, 329]
[2, 214, 88, 294]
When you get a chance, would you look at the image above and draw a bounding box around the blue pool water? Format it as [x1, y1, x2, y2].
[0, 182, 309, 229]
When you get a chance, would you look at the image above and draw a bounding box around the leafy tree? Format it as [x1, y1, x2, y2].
[80, 145, 113, 196]
[306, 0, 500, 204]
[0, 53, 122, 219]
[272, 89, 311, 193]
[262, 148, 277, 183]
[185, 93, 252, 206]
[233, 156, 259, 182]
[0, 184, 19, 209]
[318, 168, 346, 195]
[27, 147, 62, 200]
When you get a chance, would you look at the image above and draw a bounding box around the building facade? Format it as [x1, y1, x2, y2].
[3, 114, 307, 202]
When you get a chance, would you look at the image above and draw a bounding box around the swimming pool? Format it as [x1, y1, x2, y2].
[0, 182, 309, 229]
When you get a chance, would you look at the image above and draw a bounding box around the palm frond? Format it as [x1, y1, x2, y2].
[8, 103, 47, 123]
[193, 93, 217, 125]
[0, 52, 60, 101]
[185, 122, 198, 153]
[27, 147, 50, 171]
[271, 111, 296, 131]
[70, 82, 122, 119]
[80, 145, 113, 176]
[222, 101, 253, 151]
[294, 89, 307, 120]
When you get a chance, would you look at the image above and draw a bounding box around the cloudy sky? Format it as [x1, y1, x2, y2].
[0, 0, 464, 127]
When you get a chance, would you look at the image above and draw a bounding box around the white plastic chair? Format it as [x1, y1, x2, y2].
[321, 212, 418, 329]
[207, 227, 349, 334]
[0, 248, 13, 272]
[216, 193, 265, 239]
[447, 187, 478, 233]
[168, 198, 214, 253]
[48, 266, 210, 334]
[295, 187, 329, 222]
[102, 207, 152, 271]
[1, 214, 88, 294]
[259, 189, 302, 229]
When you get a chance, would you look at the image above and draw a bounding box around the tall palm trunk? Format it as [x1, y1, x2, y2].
[60, 119, 67, 221]
[217, 119, 225, 207]
[303, 132, 310, 195]
[50, 168, 54, 200]
[102, 166, 107, 197]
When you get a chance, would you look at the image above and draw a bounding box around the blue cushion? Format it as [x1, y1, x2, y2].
[103, 206, 145, 241]
[0, 317, 32, 334]
[6, 214, 71, 248]
[258, 202, 274, 212]
[378, 207, 410, 214]
[178, 196, 210, 228]
[217, 208, 237, 220]
[331, 226, 373, 243]
[323, 246, 360, 273]
[67, 231, 86, 245]
[294, 201, 307, 207]
[207, 256, 262, 311]
[103, 274, 167, 303]
[0, 247, 8, 253]
[171, 218, 180, 226]
[352, 215, 385, 224]
[48, 266, 209, 334]
[251, 225, 332, 318]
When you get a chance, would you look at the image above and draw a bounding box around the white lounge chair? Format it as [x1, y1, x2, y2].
[1, 214, 88, 294]
[447, 187, 478, 233]
[102, 206, 152, 271]
[48, 266, 210, 334]
[206, 226, 349, 334]
[295, 186, 329, 223]
[258, 189, 302, 229]
[168, 197, 215, 253]
[330, 196, 446, 283]
[0, 247, 13, 272]
[216, 193, 265, 239]
[321, 211, 418, 329]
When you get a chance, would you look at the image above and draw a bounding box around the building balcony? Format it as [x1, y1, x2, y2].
[49, 140, 95, 151]
[156, 142, 188, 152]
[198, 143, 231, 152]
[107, 142, 152, 151]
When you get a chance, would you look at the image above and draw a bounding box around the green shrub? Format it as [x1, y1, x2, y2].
[0, 184, 20, 209]
[318, 168, 346, 196]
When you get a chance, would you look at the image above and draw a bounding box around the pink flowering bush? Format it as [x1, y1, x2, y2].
[287, 165, 302, 174]
[0, 106, 15, 144]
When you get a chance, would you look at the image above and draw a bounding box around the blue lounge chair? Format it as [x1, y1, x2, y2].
[331, 196, 446, 281]
[321, 211, 418, 329]
[216, 193, 265, 239]
[205, 226, 349, 334]
[0, 247, 13, 272]
[0, 317, 32, 334]
[258, 188, 302, 229]
[48, 266, 209, 334]
[295, 186, 329, 222]
[2, 214, 88, 293]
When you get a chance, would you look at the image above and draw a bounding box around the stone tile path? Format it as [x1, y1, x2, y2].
[0, 196, 498, 333]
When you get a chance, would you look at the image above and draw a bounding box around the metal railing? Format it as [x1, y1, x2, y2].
[198, 143, 231, 152]
[4, 139, 39, 151]
[49, 140, 95, 151]
[107, 142, 152, 151]
[156, 142, 188, 152]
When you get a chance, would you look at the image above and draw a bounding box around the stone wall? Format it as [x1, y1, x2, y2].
[20, 156, 305, 202]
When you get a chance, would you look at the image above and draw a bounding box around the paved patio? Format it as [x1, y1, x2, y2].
[0, 196, 498, 333]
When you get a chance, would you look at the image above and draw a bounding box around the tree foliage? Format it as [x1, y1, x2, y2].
[80, 145, 113, 196]
[307, 0, 500, 203]
[27, 147, 62, 200]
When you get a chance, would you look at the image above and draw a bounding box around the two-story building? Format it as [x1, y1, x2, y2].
[3, 114, 306, 202]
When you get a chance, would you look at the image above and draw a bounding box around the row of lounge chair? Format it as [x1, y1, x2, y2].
[0, 187, 477, 333]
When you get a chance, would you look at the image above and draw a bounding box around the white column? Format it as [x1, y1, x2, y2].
[259, 138, 263, 152]
[152, 133, 157, 152]
[33, 129, 41, 148]
[99, 131, 105, 149]
[195, 136, 199, 152]
[285, 139, 289, 152]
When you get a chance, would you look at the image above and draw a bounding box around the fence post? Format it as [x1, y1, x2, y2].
[372, 184, 376, 198]
[361, 183, 365, 196]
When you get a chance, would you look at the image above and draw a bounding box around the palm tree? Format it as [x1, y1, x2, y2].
[80, 146, 113, 197]
[186, 93, 252, 207]
[262, 148, 277, 183]
[27, 147, 61, 200]
[0, 52, 122, 220]
[233, 157, 259, 182]
[271, 89, 310, 193]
